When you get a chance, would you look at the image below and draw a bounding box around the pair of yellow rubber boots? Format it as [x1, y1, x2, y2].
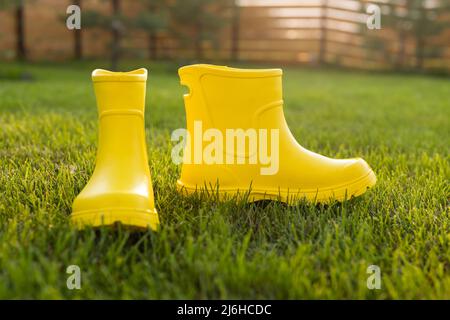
[71, 64, 376, 231]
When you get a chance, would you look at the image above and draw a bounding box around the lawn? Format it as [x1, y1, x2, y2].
[0, 61, 448, 299]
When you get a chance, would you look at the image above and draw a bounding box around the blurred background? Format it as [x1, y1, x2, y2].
[0, 0, 449, 73]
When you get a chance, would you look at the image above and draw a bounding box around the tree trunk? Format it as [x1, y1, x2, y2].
[147, 3, 158, 60]
[15, 0, 26, 60]
[396, 31, 406, 70]
[148, 32, 157, 60]
[111, 0, 121, 71]
[194, 6, 204, 61]
[230, 2, 240, 61]
[416, 36, 425, 70]
[195, 22, 203, 61]
[74, 0, 82, 60]
[415, 6, 426, 71]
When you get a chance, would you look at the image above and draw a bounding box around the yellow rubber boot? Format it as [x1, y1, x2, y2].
[71, 68, 159, 230]
[176, 64, 376, 203]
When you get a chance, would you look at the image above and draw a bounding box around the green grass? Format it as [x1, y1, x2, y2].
[0, 61, 449, 299]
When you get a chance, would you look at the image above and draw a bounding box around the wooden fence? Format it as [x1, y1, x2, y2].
[0, 0, 449, 71]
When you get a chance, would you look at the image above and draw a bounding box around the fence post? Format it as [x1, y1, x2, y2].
[318, 0, 327, 65]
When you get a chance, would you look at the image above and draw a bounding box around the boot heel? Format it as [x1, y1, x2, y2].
[71, 208, 159, 231]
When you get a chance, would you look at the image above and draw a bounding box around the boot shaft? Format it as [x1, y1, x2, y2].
[91, 68, 150, 171]
[177, 64, 285, 184]
[178, 64, 283, 131]
[92, 68, 147, 114]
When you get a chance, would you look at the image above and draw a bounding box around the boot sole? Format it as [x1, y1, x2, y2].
[71, 208, 159, 231]
[177, 170, 377, 204]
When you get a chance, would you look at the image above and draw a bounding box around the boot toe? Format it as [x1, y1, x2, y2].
[343, 158, 373, 182]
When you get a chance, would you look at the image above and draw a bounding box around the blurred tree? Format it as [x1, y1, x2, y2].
[169, 0, 233, 60]
[110, 0, 121, 70]
[381, 0, 450, 70]
[0, 0, 26, 60]
[83, 0, 124, 70]
[133, 0, 168, 60]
